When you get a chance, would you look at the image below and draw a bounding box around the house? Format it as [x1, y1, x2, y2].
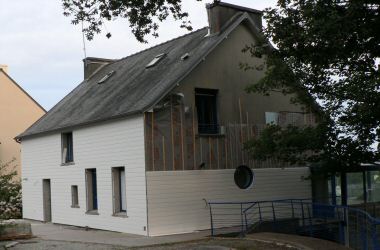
[17, 2, 317, 236]
[0, 65, 46, 178]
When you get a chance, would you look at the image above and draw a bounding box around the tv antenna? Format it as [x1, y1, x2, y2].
[81, 21, 88, 66]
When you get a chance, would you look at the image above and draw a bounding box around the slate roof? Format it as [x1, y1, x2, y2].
[18, 12, 261, 139]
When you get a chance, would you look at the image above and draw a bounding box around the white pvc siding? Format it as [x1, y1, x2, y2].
[21, 116, 148, 235]
[146, 168, 311, 236]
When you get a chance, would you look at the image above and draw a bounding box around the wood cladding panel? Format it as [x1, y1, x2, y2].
[144, 100, 293, 171]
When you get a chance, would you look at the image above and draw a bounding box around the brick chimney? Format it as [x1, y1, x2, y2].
[83, 57, 115, 79]
[0, 64, 9, 74]
[206, 1, 262, 35]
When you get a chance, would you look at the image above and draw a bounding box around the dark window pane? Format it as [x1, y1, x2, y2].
[92, 170, 98, 210]
[86, 169, 98, 211]
[62, 132, 74, 163]
[195, 88, 219, 134]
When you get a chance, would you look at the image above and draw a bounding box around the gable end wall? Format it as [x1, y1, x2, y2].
[145, 23, 313, 236]
[21, 115, 148, 235]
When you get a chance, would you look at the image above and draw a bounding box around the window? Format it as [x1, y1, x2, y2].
[97, 70, 115, 84]
[85, 169, 98, 212]
[112, 167, 127, 215]
[146, 53, 166, 68]
[195, 88, 219, 134]
[62, 132, 74, 163]
[71, 185, 79, 208]
[234, 165, 254, 189]
[265, 112, 279, 125]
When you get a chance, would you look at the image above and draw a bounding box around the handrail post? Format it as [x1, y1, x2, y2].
[209, 204, 214, 236]
[291, 200, 294, 218]
[301, 200, 305, 227]
[244, 212, 248, 231]
[307, 203, 313, 236]
[272, 201, 276, 231]
[344, 207, 350, 247]
[258, 202, 262, 222]
[240, 203, 244, 235]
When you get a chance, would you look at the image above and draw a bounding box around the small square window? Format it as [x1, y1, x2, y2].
[71, 185, 79, 208]
[62, 132, 74, 163]
[195, 88, 219, 134]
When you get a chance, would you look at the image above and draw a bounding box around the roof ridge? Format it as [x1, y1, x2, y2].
[116, 27, 208, 63]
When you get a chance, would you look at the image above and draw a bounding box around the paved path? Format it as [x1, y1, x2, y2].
[1, 221, 351, 250]
[248, 232, 350, 250]
[28, 221, 209, 247]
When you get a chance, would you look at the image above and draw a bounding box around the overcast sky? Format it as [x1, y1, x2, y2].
[0, 0, 277, 110]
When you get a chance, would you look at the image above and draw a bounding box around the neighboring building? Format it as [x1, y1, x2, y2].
[0, 65, 46, 178]
[18, 2, 316, 236]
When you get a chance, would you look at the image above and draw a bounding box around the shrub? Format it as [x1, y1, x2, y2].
[0, 158, 22, 220]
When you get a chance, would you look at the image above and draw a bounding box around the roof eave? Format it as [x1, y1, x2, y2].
[16, 109, 144, 141]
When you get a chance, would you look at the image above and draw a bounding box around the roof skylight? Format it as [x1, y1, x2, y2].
[146, 53, 166, 68]
[181, 53, 190, 60]
[97, 70, 115, 84]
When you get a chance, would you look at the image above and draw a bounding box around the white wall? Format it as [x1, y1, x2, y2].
[146, 167, 311, 236]
[21, 116, 148, 235]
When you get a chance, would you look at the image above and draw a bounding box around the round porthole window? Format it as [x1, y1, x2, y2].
[234, 165, 254, 189]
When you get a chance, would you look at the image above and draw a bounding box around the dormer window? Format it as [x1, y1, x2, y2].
[62, 132, 74, 164]
[146, 53, 166, 68]
[195, 88, 219, 135]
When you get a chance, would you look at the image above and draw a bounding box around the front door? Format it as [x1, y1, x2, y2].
[42, 179, 52, 222]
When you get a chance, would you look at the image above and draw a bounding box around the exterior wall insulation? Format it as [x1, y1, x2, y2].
[146, 167, 312, 236]
[21, 116, 148, 235]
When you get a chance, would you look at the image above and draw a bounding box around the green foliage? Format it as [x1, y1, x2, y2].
[246, 123, 377, 173]
[245, 0, 379, 170]
[62, 0, 201, 42]
[0, 158, 22, 220]
[245, 124, 325, 165]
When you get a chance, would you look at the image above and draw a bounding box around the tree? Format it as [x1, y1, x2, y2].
[62, 0, 200, 42]
[244, 0, 380, 171]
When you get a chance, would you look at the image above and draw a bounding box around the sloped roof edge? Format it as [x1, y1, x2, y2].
[0, 69, 46, 113]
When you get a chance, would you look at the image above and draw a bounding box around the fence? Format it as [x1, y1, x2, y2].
[208, 199, 380, 250]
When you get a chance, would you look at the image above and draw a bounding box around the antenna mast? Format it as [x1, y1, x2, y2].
[82, 21, 88, 66]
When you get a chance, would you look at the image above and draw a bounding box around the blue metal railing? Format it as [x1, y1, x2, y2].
[208, 199, 380, 250]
